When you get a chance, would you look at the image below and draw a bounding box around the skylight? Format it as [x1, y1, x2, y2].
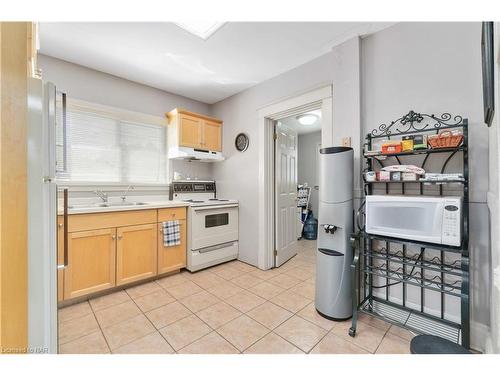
[174, 21, 225, 40]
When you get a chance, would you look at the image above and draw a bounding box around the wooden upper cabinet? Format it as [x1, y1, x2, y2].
[116, 223, 157, 286]
[64, 228, 116, 300]
[167, 108, 223, 152]
[179, 114, 203, 148]
[203, 120, 222, 152]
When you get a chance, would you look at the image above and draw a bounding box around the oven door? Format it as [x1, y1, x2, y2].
[190, 204, 239, 250]
[365, 196, 444, 244]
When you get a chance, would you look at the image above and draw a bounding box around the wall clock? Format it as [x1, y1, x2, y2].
[235, 133, 249, 152]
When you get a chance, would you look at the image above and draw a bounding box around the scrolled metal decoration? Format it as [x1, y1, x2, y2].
[370, 110, 464, 138]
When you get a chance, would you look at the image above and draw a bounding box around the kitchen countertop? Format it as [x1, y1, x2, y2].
[59, 200, 190, 215]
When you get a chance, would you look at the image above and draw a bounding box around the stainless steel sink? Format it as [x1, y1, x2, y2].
[98, 202, 148, 207]
[69, 202, 148, 209]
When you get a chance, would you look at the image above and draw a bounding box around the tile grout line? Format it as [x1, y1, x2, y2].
[268, 311, 328, 354]
[88, 300, 112, 354]
[373, 326, 391, 354]
[110, 288, 175, 353]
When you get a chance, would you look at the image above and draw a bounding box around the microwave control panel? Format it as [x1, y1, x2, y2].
[441, 200, 461, 246]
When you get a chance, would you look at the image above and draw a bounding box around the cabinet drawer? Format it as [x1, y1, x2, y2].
[68, 209, 157, 232]
[158, 207, 186, 221]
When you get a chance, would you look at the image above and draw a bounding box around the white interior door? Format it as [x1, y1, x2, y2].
[275, 122, 298, 267]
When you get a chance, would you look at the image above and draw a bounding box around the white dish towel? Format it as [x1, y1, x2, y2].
[162, 220, 181, 247]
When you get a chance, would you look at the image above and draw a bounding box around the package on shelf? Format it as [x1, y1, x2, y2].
[381, 141, 402, 154]
[402, 172, 418, 181]
[401, 136, 414, 151]
[412, 134, 427, 149]
[381, 164, 425, 175]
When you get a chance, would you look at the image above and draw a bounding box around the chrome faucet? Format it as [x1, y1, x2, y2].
[94, 189, 108, 203]
[121, 185, 135, 202]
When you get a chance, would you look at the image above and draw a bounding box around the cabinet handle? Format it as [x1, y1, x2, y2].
[118, 235, 123, 239]
[159, 228, 163, 233]
[111, 235, 116, 240]
[58, 223, 63, 228]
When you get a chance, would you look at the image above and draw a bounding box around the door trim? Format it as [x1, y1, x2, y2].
[256, 84, 333, 270]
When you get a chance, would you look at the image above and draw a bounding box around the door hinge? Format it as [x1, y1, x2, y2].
[273, 133, 277, 141]
[274, 249, 278, 256]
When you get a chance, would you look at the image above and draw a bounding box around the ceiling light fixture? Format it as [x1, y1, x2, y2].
[297, 113, 319, 126]
[174, 21, 226, 40]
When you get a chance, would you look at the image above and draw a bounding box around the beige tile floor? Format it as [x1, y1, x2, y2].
[58, 240, 415, 354]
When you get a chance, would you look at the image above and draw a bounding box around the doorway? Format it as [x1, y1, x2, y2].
[274, 109, 322, 267]
[256, 85, 333, 270]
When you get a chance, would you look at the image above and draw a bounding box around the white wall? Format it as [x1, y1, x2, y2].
[37, 54, 214, 184]
[361, 22, 489, 351]
[298, 131, 321, 215]
[211, 37, 360, 266]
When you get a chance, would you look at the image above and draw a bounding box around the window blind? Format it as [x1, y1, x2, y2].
[57, 105, 167, 184]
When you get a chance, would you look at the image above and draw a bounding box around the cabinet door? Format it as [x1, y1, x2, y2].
[202, 120, 222, 151]
[158, 220, 186, 275]
[179, 114, 203, 149]
[64, 228, 116, 300]
[116, 224, 157, 286]
[57, 216, 64, 302]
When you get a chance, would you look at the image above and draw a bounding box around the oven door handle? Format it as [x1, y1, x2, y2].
[197, 241, 237, 253]
[192, 204, 239, 211]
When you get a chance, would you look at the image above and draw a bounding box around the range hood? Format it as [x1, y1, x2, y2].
[168, 146, 225, 162]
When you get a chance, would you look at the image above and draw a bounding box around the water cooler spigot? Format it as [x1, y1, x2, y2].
[323, 224, 337, 234]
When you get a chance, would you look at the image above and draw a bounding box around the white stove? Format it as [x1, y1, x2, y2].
[180, 198, 239, 207]
[169, 180, 239, 271]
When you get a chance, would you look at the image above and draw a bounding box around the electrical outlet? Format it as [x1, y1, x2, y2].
[342, 137, 351, 147]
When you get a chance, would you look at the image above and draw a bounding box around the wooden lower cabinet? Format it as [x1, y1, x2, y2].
[64, 228, 117, 300]
[158, 220, 187, 275]
[116, 223, 158, 286]
[58, 207, 187, 302]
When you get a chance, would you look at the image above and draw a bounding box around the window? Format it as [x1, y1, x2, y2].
[56, 100, 167, 184]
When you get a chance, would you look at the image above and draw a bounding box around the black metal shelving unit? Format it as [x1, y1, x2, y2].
[349, 110, 470, 348]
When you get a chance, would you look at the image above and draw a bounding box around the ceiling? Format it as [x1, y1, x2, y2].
[280, 110, 322, 135]
[38, 22, 393, 104]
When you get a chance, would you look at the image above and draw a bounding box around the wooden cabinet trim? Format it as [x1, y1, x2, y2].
[68, 209, 157, 232]
[166, 108, 222, 124]
[158, 207, 186, 221]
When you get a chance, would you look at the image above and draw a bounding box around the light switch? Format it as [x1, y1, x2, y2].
[342, 137, 351, 147]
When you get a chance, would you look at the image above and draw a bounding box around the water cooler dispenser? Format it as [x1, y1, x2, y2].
[315, 146, 353, 320]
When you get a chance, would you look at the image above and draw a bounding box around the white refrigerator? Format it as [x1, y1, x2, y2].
[27, 77, 66, 353]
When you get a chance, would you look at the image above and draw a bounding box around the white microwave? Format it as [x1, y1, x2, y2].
[365, 195, 462, 246]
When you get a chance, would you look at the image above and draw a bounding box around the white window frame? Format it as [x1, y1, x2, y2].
[56, 98, 169, 190]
